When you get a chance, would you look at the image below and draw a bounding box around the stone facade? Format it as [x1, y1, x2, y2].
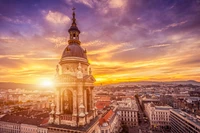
[170, 109, 200, 133]
[99, 109, 121, 133]
[117, 98, 139, 127]
[0, 121, 21, 133]
[0, 117, 48, 133]
[144, 103, 172, 130]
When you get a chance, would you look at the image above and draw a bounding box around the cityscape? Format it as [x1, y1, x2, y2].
[0, 0, 200, 133]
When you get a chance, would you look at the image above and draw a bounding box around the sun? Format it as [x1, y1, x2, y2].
[40, 79, 54, 87]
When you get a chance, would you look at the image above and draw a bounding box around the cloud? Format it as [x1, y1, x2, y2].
[148, 43, 171, 48]
[0, 55, 24, 59]
[45, 11, 70, 24]
[151, 21, 188, 33]
[0, 0, 200, 84]
[46, 36, 66, 47]
[174, 55, 200, 67]
[109, 0, 127, 8]
[64, 0, 128, 16]
[77, 0, 94, 8]
[0, 14, 32, 24]
[0, 36, 18, 43]
[88, 44, 122, 55]
[65, 0, 94, 8]
[0, 58, 25, 68]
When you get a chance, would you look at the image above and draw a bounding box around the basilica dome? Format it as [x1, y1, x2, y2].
[60, 8, 87, 60]
[61, 43, 87, 59]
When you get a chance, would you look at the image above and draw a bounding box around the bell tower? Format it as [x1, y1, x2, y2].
[48, 8, 99, 132]
[68, 7, 81, 45]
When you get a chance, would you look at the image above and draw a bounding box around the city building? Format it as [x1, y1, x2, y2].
[170, 109, 200, 133]
[117, 98, 138, 127]
[139, 95, 161, 110]
[0, 110, 48, 133]
[99, 109, 120, 133]
[0, 115, 21, 133]
[144, 103, 172, 130]
[47, 9, 100, 133]
[95, 96, 111, 112]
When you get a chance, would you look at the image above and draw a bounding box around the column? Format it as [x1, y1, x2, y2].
[55, 88, 61, 125]
[77, 83, 86, 126]
[61, 90, 63, 114]
[91, 87, 94, 109]
[56, 88, 61, 114]
[77, 83, 84, 110]
[84, 89, 87, 113]
[91, 87, 96, 118]
[88, 88, 91, 110]
[73, 89, 77, 116]
[84, 88, 88, 124]
[71, 89, 77, 126]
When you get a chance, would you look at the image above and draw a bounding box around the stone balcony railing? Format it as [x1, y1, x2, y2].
[60, 114, 72, 121]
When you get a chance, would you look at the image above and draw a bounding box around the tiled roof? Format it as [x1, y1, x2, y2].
[96, 101, 110, 110]
[99, 96, 111, 101]
[0, 114, 48, 126]
[99, 110, 114, 125]
[40, 117, 49, 125]
[0, 115, 25, 124]
[13, 110, 48, 118]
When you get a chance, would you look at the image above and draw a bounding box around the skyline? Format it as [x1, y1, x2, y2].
[0, 0, 200, 84]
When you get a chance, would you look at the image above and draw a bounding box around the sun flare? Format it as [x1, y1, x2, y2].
[40, 79, 54, 87]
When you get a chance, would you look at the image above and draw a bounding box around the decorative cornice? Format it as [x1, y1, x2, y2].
[68, 40, 81, 45]
[59, 57, 89, 65]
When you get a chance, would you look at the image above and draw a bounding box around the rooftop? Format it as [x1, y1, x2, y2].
[0, 114, 47, 126]
[171, 109, 200, 127]
[0, 110, 49, 126]
[155, 106, 172, 110]
[98, 96, 111, 102]
[99, 110, 114, 126]
[96, 101, 110, 110]
[117, 99, 138, 111]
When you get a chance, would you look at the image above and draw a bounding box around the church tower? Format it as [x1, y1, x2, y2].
[48, 8, 99, 132]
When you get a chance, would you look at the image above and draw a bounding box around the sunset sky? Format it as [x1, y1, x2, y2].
[0, 0, 200, 84]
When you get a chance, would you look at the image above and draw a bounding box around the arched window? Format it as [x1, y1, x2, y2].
[73, 34, 76, 39]
[63, 90, 73, 114]
[86, 89, 90, 111]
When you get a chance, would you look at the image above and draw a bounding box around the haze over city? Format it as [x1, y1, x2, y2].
[0, 0, 200, 85]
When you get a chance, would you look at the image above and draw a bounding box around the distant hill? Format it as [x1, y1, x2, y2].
[0, 82, 37, 89]
[106, 80, 200, 86]
[165, 80, 200, 85]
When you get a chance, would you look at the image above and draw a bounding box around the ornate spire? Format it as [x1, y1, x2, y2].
[68, 7, 80, 34]
[72, 7, 76, 26]
[68, 7, 81, 45]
